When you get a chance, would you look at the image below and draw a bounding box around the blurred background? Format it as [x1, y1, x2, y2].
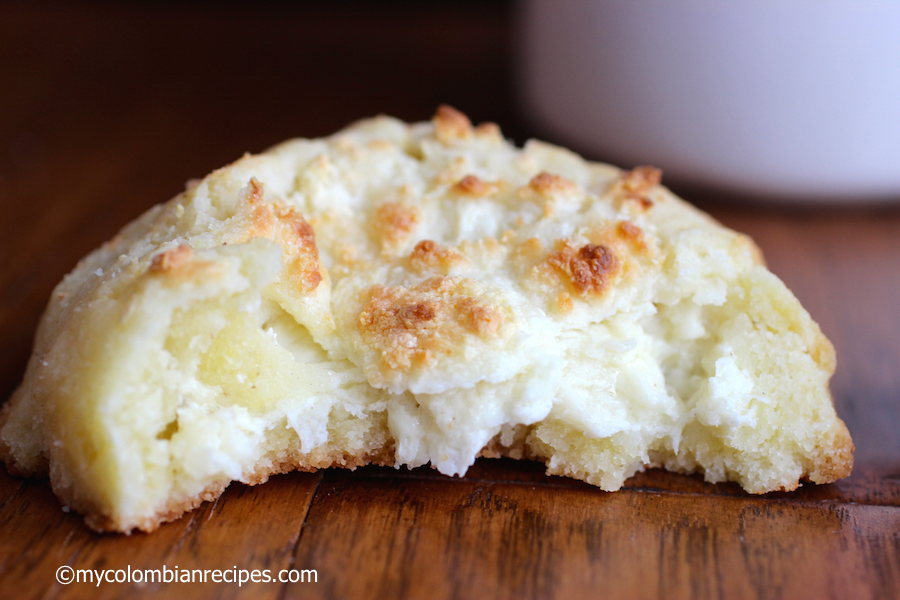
[520, 0, 900, 202]
[1, 0, 524, 211]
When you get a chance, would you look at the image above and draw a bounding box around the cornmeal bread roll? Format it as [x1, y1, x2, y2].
[0, 107, 853, 532]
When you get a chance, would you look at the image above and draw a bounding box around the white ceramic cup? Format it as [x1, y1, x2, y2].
[518, 0, 900, 202]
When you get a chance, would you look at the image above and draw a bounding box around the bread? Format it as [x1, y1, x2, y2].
[0, 106, 853, 532]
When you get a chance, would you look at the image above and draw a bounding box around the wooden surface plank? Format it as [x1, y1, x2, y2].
[1, 2, 898, 599]
[290, 467, 900, 600]
[0, 471, 321, 600]
[2, 463, 898, 600]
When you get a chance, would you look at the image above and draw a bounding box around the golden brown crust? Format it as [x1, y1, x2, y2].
[546, 242, 621, 296]
[273, 205, 323, 292]
[474, 122, 502, 141]
[452, 174, 496, 197]
[357, 277, 504, 373]
[554, 293, 574, 315]
[373, 201, 420, 252]
[616, 220, 649, 253]
[527, 171, 578, 199]
[433, 104, 472, 143]
[515, 237, 546, 262]
[612, 166, 662, 210]
[623, 165, 662, 192]
[408, 240, 466, 274]
[233, 178, 323, 293]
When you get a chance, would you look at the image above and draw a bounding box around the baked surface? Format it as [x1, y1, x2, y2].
[0, 107, 853, 532]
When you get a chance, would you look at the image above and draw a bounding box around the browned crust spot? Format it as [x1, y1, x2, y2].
[616, 220, 649, 253]
[235, 178, 323, 293]
[358, 277, 503, 373]
[622, 166, 662, 193]
[373, 201, 420, 252]
[528, 172, 578, 199]
[617, 220, 641, 239]
[149, 244, 193, 273]
[433, 105, 473, 143]
[474, 122, 502, 140]
[546, 242, 621, 296]
[409, 240, 466, 273]
[274, 205, 323, 292]
[452, 174, 496, 197]
[515, 237, 545, 261]
[613, 166, 662, 210]
[555, 293, 574, 315]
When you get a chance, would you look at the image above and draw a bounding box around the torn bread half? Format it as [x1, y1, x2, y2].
[0, 106, 853, 532]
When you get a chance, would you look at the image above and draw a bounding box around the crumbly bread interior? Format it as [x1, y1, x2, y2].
[0, 107, 853, 532]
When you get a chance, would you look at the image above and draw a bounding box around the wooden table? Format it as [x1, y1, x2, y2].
[1, 3, 898, 599]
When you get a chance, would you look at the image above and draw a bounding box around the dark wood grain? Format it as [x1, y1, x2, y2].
[289, 467, 900, 600]
[0, 471, 321, 600]
[1, 2, 898, 599]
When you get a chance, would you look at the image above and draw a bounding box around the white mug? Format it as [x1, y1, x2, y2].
[518, 0, 900, 202]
